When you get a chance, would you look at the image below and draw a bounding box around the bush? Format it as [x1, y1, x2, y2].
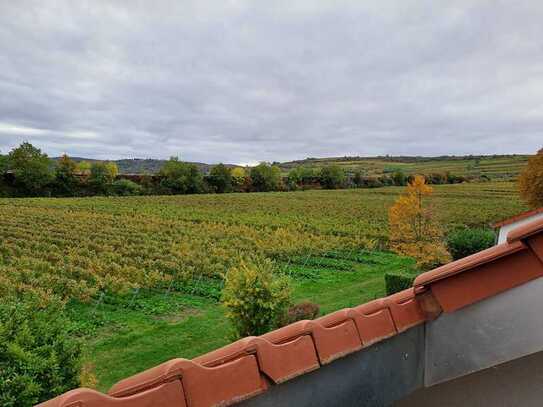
[207, 163, 233, 193]
[88, 162, 117, 195]
[281, 301, 320, 325]
[249, 163, 282, 192]
[159, 157, 204, 194]
[319, 165, 346, 189]
[392, 171, 406, 186]
[384, 272, 416, 295]
[112, 179, 143, 196]
[0, 295, 83, 406]
[446, 228, 496, 260]
[222, 257, 291, 337]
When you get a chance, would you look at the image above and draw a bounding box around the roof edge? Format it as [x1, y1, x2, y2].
[414, 240, 526, 287]
[492, 207, 543, 228]
[507, 216, 543, 243]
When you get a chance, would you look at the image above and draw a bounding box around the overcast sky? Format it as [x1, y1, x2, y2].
[0, 1, 542, 164]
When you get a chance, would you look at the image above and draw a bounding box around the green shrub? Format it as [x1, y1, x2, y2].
[159, 157, 204, 194]
[207, 163, 233, 193]
[112, 179, 143, 196]
[446, 228, 496, 260]
[384, 272, 416, 295]
[222, 257, 291, 337]
[249, 163, 282, 192]
[319, 165, 346, 189]
[0, 295, 83, 406]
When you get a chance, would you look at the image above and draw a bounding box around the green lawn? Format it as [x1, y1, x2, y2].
[71, 250, 414, 391]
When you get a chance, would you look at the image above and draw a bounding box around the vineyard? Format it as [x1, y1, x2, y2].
[0, 180, 528, 389]
[0, 181, 525, 302]
[280, 155, 529, 180]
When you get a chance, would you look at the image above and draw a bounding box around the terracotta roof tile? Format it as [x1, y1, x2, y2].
[312, 311, 363, 364]
[415, 241, 543, 312]
[349, 299, 397, 346]
[108, 357, 266, 407]
[36, 381, 186, 407]
[413, 241, 526, 287]
[492, 207, 543, 228]
[506, 216, 543, 243]
[38, 212, 543, 407]
[384, 288, 426, 332]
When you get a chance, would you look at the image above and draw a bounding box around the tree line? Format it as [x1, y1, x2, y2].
[0, 142, 469, 198]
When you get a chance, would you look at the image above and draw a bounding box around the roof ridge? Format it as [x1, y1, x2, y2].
[37, 216, 543, 407]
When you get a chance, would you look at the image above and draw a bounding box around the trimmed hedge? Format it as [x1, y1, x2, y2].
[384, 272, 416, 296]
[446, 228, 496, 260]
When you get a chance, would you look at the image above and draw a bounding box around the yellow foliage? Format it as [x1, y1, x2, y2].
[79, 362, 98, 389]
[388, 175, 451, 270]
[221, 256, 291, 337]
[518, 148, 543, 208]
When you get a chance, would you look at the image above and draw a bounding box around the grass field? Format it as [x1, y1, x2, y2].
[280, 155, 529, 180]
[0, 181, 527, 390]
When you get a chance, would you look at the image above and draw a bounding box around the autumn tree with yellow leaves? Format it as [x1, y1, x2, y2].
[388, 175, 451, 270]
[519, 148, 543, 208]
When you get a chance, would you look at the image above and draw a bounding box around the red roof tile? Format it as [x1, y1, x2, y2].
[413, 241, 526, 287]
[492, 207, 543, 228]
[36, 381, 186, 407]
[349, 299, 397, 346]
[506, 216, 543, 243]
[38, 215, 543, 407]
[384, 288, 426, 332]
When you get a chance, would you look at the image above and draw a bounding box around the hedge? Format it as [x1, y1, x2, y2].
[384, 272, 416, 296]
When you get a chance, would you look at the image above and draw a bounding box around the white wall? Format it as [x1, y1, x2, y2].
[497, 212, 543, 244]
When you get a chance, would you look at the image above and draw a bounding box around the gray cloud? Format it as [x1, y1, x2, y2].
[0, 0, 542, 163]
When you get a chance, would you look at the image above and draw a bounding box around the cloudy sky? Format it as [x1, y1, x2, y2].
[0, 1, 542, 164]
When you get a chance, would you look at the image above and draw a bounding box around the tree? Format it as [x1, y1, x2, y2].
[392, 171, 406, 186]
[388, 175, 451, 270]
[519, 148, 543, 208]
[159, 157, 203, 194]
[221, 256, 291, 337]
[249, 163, 282, 192]
[319, 165, 345, 189]
[7, 142, 53, 196]
[231, 167, 247, 191]
[0, 153, 9, 197]
[353, 170, 364, 187]
[54, 154, 79, 196]
[88, 162, 118, 195]
[286, 166, 315, 190]
[208, 163, 233, 193]
[76, 161, 91, 176]
[0, 154, 7, 173]
[0, 295, 83, 406]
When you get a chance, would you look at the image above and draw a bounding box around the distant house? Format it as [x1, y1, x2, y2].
[493, 207, 543, 244]
[39, 217, 543, 407]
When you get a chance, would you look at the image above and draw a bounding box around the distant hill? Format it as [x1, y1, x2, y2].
[47, 154, 530, 180]
[51, 157, 238, 175]
[276, 154, 530, 181]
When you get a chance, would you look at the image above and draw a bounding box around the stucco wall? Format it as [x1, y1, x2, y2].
[395, 349, 543, 407]
[239, 326, 424, 407]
